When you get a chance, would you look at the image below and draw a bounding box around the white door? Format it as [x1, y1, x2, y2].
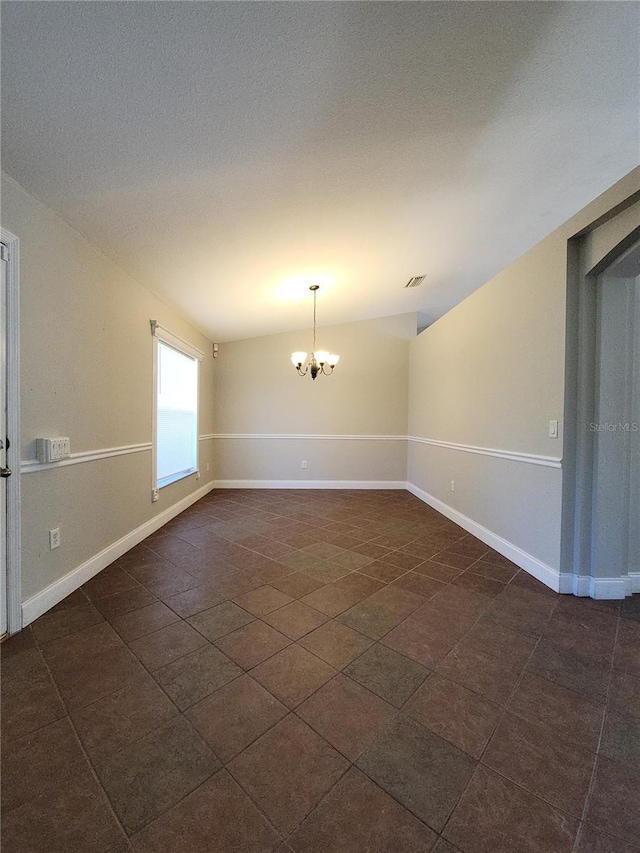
[1, 245, 8, 637]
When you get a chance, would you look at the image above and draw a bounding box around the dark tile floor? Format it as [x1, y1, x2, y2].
[2, 489, 639, 853]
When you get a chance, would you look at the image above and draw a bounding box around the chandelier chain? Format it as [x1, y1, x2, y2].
[313, 287, 317, 354]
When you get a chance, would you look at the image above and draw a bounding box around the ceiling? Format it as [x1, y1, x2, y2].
[2, 2, 638, 342]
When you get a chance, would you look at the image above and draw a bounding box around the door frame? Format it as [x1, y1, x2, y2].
[1, 227, 21, 635]
[561, 219, 640, 598]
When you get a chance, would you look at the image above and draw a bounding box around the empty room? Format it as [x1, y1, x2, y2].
[1, 2, 639, 852]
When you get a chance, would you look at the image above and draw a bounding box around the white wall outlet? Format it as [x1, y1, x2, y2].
[548, 419, 559, 439]
[450, 480, 455, 492]
[49, 528, 61, 550]
[301, 460, 308, 469]
[151, 488, 159, 503]
[196, 471, 201, 480]
[206, 462, 210, 472]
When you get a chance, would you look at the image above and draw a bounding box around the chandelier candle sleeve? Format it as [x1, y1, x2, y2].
[291, 285, 340, 380]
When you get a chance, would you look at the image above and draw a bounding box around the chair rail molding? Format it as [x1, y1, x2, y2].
[204, 433, 562, 470]
[21, 442, 152, 473]
[407, 435, 562, 468]
[204, 433, 407, 441]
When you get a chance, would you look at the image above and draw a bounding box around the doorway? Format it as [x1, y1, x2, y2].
[0, 229, 21, 636]
[1, 244, 7, 636]
[562, 225, 640, 598]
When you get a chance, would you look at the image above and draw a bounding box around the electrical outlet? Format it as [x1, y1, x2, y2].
[450, 480, 455, 492]
[301, 460, 308, 469]
[49, 528, 61, 550]
[206, 462, 210, 472]
[196, 471, 201, 480]
[151, 488, 159, 503]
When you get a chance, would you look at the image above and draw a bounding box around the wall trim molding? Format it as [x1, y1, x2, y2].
[150, 320, 204, 361]
[21, 434, 408, 471]
[212, 479, 407, 490]
[563, 571, 640, 599]
[203, 433, 562, 469]
[406, 481, 562, 592]
[205, 434, 407, 441]
[407, 436, 562, 469]
[21, 442, 153, 473]
[21, 481, 216, 627]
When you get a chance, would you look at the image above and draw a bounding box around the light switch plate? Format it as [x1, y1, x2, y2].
[548, 420, 559, 439]
[36, 437, 71, 463]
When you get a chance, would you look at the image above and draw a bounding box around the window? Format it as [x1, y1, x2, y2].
[151, 322, 203, 489]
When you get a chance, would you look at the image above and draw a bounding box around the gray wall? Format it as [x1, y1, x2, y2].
[591, 274, 639, 580]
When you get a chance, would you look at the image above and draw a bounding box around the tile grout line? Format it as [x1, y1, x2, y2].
[438, 590, 563, 846]
[33, 641, 132, 848]
[133, 761, 285, 849]
[571, 610, 621, 852]
[187, 499, 474, 840]
[224, 710, 355, 845]
[119, 496, 536, 824]
[34, 601, 287, 845]
[26, 516, 525, 730]
[324, 572, 542, 840]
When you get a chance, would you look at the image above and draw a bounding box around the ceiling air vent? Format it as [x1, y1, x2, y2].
[405, 275, 426, 288]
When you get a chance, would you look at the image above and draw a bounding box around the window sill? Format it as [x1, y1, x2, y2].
[157, 468, 197, 489]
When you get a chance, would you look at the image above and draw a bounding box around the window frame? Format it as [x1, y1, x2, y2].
[151, 321, 204, 492]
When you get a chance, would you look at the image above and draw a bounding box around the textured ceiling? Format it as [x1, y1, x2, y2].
[2, 1, 639, 341]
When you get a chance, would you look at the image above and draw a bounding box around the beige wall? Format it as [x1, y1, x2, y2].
[407, 168, 640, 578]
[213, 314, 414, 483]
[409, 234, 567, 455]
[2, 174, 216, 603]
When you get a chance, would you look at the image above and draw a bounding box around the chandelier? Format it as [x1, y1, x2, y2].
[291, 285, 340, 380]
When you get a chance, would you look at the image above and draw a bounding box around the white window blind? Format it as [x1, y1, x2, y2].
[151, 322, 203, 490]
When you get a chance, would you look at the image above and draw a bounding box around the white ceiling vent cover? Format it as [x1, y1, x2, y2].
[405, 275, 426, 288]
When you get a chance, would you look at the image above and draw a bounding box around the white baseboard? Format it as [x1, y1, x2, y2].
[406, 481, 562, 592]
[406, 482, 636, 600]
[564, 571, 640, 599]
[212, 479, 407, 490]
[589, 576, 631, 599]
[562, 573, 589, 596]
[21, 481, 216, 627]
